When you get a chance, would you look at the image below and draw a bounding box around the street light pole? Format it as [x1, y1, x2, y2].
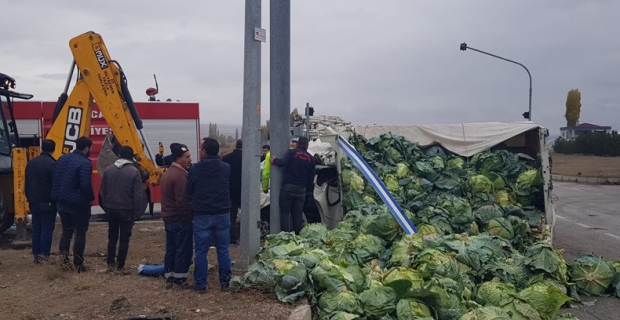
[460, 43, 532, 121]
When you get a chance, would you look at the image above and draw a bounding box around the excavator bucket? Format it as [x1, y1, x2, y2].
[97, 132, 149, 217]
[97, 132, 121, 178]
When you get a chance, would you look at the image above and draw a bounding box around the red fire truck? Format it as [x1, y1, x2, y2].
[12, 100, 201, 205]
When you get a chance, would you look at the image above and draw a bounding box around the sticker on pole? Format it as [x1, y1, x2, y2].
[254, 28, 266, 42]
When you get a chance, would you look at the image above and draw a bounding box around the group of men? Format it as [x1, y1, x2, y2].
[159, 137, 234, 293]
[24, 132, 318, 294]
[26, 136, 147, 273]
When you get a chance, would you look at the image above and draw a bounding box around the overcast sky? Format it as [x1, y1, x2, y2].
[3, 0, 619, 135]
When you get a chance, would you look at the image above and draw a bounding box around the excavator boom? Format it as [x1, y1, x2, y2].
[46, 31, 163, 186]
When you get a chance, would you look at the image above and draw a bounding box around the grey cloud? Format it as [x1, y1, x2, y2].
[2, 0, 620, 135]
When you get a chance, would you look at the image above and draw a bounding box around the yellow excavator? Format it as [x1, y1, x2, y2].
[0, 31, 164, 243]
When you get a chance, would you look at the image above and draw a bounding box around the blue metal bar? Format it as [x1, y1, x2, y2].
[337, 135, 417, 234]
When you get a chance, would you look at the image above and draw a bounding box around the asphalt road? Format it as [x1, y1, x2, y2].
[552, 181, 620, 320]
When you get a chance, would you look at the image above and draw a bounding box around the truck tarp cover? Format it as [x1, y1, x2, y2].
[349, 121, 542, 157]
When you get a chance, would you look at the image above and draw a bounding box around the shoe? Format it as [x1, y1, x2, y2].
[75, 265, 89, 273]
[165, 281, 174, 290]
[195, 286, 207, 294]
[221, 283, 230, 291]
[107, 264, 116, 272]
[114, 267, 131, 275]
[172, 282, 193, 291]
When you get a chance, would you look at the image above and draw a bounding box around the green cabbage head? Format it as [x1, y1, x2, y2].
[470, 175, 494, 194]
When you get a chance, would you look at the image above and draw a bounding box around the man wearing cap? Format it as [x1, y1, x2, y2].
[156, 143, 182, 168]
[269, 136, 316, 234]
[160, 144, 194, 289]
[99, 146, 143, 273]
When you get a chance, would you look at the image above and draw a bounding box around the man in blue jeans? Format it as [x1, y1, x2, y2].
[25, 139, 57, 264]
[187, 137, 232, 294]
[160, 144, 194, 289]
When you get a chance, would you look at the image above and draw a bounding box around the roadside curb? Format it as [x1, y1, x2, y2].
[552, 174, 620, 185]
[288, 304, 312, 320]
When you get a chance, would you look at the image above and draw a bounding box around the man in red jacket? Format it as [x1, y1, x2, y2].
[160, 144, 194, 289]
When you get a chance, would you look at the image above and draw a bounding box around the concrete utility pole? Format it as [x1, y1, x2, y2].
[269, 0, 291, 234]
[238, 0, 263, 268]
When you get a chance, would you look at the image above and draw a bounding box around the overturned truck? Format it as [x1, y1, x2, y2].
[309, 121, 555, 244]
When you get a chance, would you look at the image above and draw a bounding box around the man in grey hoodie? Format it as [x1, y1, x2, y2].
[99, 146, 143, 272]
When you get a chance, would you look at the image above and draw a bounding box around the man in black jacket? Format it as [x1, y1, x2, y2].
[25, 139, 57, 264]
[222, 139, 242, 245]
[99, 146, 143, 273]
[51, 137, 95, 272]
[270, 136, 316, 234]
[187, 138, 232, 294]
[156, 143, 181, 168]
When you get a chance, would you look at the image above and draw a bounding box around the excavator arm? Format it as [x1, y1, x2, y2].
[46, 31, 163, 186]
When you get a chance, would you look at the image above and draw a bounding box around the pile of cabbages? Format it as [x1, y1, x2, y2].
[231, 133, 620, 320]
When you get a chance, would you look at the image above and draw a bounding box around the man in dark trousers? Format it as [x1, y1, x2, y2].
[270, 136, 316, 234]
[51, 137, 95, 272]
[222, 139, 242, 245]
[160, 144, 194, 289]
[99, 146, 143, 273]
[25, 139, 57, 264]
[187, 138, 232, 294]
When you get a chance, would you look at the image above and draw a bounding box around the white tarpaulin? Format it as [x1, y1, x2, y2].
[347, 121, 543, 157]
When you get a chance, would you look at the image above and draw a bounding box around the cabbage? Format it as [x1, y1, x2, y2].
[501, 298, 542, 320]
[494, 190, 517, 206]
[292, 249, 329, 269]
[447, 157, 465, 169]
[384, 175, 401, 195]
[515, 169, 543, 196]
[343, 169, 365, 192]
[363, 212, 401, 242]
[475, 277, 517, 306]
[272, 259, 308, 302]
[431, 156, 445, 168]
[299, 223, 328, 243]
[358, 286, 397, 317]
[318, 288, 363, 318]
[352, 234, 386, 263]
[485, 218, 515, 240]
[474, 204, 504, 225]
[569, 253, 616, 296]
[396, 162, 411, 179]
[395, 299, 432, 319]
[330, 312, 359, 320]
[470, 175, 494, 194]
[517, 283, 572, 320]
[382, 267, 426, 291]
[411, 248, 460, 277]
[389, 234, 424, 267]
[460, 306, 511, 320]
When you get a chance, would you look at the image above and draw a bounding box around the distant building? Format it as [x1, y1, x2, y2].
[559, 122, 612, 140]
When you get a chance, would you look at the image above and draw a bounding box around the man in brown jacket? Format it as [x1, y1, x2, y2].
[99, 146, 143, 272]
[160, 144, 194, 289]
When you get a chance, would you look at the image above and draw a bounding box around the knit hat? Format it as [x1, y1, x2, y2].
[171, 144, 189, 159]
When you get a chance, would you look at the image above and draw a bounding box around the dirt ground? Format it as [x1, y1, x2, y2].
[551, 152, 620, 178]
[0, 220, 299, 320]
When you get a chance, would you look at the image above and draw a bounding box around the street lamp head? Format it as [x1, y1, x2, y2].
[460, 42, 468, 51]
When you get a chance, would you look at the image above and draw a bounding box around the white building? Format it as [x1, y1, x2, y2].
[559, 122, 612, 140]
